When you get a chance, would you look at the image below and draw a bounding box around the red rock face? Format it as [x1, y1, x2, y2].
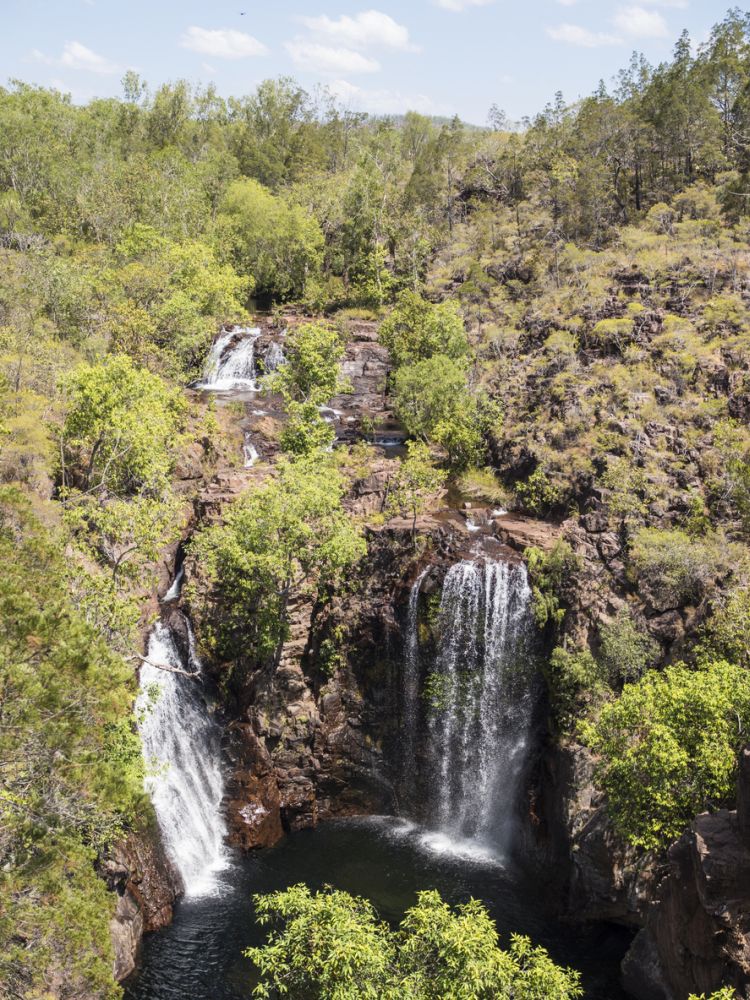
[106, 830, 181, 982]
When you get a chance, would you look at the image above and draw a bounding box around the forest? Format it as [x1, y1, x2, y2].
[3, 7, 750, 1000]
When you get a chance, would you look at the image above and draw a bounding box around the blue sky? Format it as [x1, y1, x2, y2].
[2, 0, 727, 124]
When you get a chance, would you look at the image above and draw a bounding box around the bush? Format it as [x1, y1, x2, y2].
[525, 540, 580, 629]
[598, 609, 659, 683]
[628, 528, 731, 611]
[247, 884, 583, 1000]
[546, 645, 608, 730]
[187, 460, 366, 663]
[393, 355, 482, 469]
[379, 290, 469, 366]
[581, 661, 750, 850]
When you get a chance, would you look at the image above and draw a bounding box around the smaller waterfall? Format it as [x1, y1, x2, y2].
[242, 432, 259, 468]
[196, 327, 261, 390]
[163, 565, 184, 602]
[425, 559, 534, 851]
[137, 622, 229, 896]
[262, 341, 286, 373]
[402, 568, 430, 798]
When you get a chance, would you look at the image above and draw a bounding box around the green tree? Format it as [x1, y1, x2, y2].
[264, 322, 349, 457]
[60, 354, 186, 494]
[246, 885, 583, 1000]
[379, 290, 469, 367]
[393, 355, 481, 469]
[386, 440, 446, 541]
[218, 177, 324, 299]
[0, 487, 142, 1000]
[187, 460, 366, 663]
[581, 661, 750, 850]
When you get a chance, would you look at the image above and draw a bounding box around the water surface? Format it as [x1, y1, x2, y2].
[125, 817, 630, 1000]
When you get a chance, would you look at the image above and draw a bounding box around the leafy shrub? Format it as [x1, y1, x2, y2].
[628, 528, 731, 611]
[61, 354, 186, 494]
[525, 540, 580, 629]
[699, 586, 750, 669]
[581, 661, 750, 850]
[393, 355, 482, 469]
[379, 289, 469, 366]
[598, 609, 659, 683]
[247, 885, 583, 999]
[188, 460, 366, 663]
[546, 645, 608, 730]
[515, 467, 563, 516]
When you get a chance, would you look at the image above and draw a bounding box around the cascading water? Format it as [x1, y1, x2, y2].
[402, 568, 430, 798]
[195, 326, 261, 390]
[417, 558, 534, 853]
[242, 432, 259, 468]
[137, 621, 229, 896]
[262, 340, 286, 373]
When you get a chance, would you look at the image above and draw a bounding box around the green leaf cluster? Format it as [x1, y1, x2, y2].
[188, 460, 366, 663]
[581, 660, 750, 850]
[247, 884, 583, 1000]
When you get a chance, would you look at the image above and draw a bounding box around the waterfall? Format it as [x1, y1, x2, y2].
[196, 326, 261, 390]
[424, 559, 534, 851]
[242, 433, 259, 468]
[262, 340, 286, 373]
[137, 622, 229, 896]
[402, 568, 429, 798]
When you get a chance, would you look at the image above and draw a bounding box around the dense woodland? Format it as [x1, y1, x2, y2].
[4, 8, 750, 998]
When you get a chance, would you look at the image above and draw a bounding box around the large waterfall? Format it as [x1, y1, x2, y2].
[408, 558, 534, 854]
[195, 326, 261, 391]
[137, 622, 229, 896]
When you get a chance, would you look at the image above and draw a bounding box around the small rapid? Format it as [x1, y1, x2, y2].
[194, 327, 261, 391]
[137, 621, 230, 897]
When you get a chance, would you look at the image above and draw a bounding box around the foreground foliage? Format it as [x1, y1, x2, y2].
[0, 487, 142, 999]
[247, 885, 583, 999]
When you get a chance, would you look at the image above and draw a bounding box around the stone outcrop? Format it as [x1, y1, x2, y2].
[104, 829, 180, 982]
[627, 749, 750, 999]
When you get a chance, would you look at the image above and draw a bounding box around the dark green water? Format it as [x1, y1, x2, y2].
[124, 817, 631, 999]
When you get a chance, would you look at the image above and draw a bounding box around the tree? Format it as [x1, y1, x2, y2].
[386, 441, 446, 541]
[0, 487, 142, 1000]
[187, 460, 366, 664]
[60, 354, 186, 494]
[379, 290, 469, 367]
[218, 177, 324, 299]
[246, 885, 583, 1000]
[581, 661, 750, 850]
[264, 323, 348, 457]
[393, 355, 481, 469]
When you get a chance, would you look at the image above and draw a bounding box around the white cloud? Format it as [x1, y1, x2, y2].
[180, 26, 268, 59]
[328, 78, 440, 115]
[285, 40, 380, 74]
[613, 5, 669, 38]
[299, 10, 415, 51]
[33, 40, 118, 74]
[546, 23, 621, 47]
[556, 0, 580, 6]
[434, 0, 494, 10]
[640, 0, 688, 7]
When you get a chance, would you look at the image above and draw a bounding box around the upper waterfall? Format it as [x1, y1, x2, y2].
[194, 326, 261, 391]
[137, 621, 229, 896]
